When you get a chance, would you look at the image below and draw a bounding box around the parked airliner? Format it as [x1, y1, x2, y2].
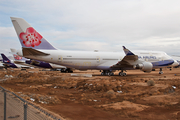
[0, 60, 4, 69]
[10, 49, 72, 72]
[1, 53, 32, 69]
[10, 17, 179, 76]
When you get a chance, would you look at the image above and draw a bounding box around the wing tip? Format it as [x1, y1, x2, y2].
[122, 46, 135, 56]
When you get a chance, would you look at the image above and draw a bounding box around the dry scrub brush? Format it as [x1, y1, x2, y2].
[147, 80, 155, 86]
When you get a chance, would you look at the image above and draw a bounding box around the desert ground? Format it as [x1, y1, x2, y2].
[1, 68, 180, 120]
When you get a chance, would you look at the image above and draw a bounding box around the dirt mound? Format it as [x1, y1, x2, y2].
[141, 94, 179, 106]
[100, 101, 149, 112]
[1, 69, 180, 120]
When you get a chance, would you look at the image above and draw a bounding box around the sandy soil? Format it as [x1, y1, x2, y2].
[1, 68, 180, 120]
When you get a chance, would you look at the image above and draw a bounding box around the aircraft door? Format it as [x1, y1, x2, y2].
[58, 55, 63, 62]
[96, 56, 100, 65]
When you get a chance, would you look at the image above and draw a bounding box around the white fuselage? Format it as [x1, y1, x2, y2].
[23, 49, 176, 71]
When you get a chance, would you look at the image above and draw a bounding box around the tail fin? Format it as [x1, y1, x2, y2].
[1, 54, 11, 63]
[10, 48, 17, 53]
[1, 54, 18, 68]
[10, 48, 28, 61]
[10, 48, 23, 57]
[13, 54, 28, 61]
[10, 17, 57, 50]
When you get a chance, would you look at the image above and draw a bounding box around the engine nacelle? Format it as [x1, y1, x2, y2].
[134, 62, 153, 72]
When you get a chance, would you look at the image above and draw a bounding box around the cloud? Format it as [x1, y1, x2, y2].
[0, 27, 16, 37]
[59, 41, 111, 51]
[0, 26, 21, 56]
[1, 0, 180, 56]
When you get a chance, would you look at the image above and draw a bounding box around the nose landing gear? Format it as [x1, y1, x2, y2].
[159, 68, 163, 74]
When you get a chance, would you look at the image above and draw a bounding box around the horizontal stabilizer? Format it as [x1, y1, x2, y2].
[22, 48, 50, 56]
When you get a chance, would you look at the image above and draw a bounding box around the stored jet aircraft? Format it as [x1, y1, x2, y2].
[1, 53, 32, 69]
[0, 63, 4, 68]
[10, 49, 72, 72]
[0, 59, 4, 69]
[12, 53, 34, 67]
[10, 17, 179, 76]
[170, 55, 180, 68]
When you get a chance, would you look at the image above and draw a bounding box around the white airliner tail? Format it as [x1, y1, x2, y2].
[10, 17, 57, 50]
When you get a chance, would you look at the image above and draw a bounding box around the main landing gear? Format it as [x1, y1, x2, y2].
[159, 68, 163, 74]
[100, 70, 127, 76]
[119, 70, 126, 76]
[101, 70, 114, 76]
[61, 68, 73, 73]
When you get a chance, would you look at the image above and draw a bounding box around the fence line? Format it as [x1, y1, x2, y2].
[0, 85, 62, 120]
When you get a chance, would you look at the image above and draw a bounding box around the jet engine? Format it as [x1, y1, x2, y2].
[134, 62, 153, 72]
[30, 60, 41, 65]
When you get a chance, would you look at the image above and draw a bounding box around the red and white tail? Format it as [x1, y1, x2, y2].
[11, 17, 57, 50]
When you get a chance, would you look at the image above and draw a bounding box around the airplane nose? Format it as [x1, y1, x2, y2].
[172, 60, 179, 67]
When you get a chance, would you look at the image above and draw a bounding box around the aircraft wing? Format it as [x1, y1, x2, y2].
[2, 63, 11, 67]
[14, 61, 25, 64]
[111, 46, 143, 69]
[111, 56, 138, 68]
[13, 61, 35, 68]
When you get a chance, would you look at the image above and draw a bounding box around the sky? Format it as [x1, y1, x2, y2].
[1, 0, 180, 57]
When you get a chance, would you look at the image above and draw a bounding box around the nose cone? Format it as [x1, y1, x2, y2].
[171, 60, 179, 67]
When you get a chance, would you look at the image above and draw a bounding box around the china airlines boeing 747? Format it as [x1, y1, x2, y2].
[10, 17, 179, 76]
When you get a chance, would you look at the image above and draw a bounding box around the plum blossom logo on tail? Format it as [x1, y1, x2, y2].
[13, 54, 22, 60]
[19, 27, 42, 47]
